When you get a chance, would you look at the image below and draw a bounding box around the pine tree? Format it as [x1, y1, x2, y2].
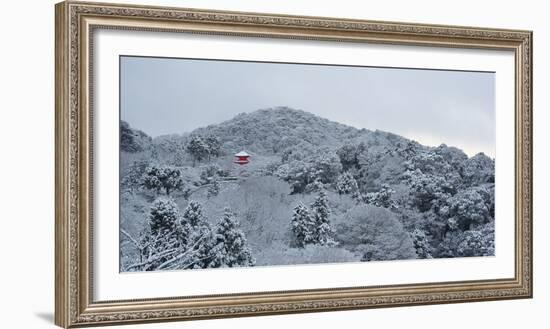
[127, 200, 227, 271]
[179, 200, 219, 269]
[212, 208, 255, 267]
[186, 221, 218, 269]
[317, 222, 337, 246]
[310, 190, 336, 246]
[181, 200, 205, 229]
[148, 198, 180, 236]
[291, 203, 315, 247]
[141, 198, 182, 270]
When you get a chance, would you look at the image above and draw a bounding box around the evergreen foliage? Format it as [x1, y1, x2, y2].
[212, 208, 256, 267]
[310, 190, 337, 246]
[336, 172, 358, 195]
[291, 203, 315, 247]
[142, 165, 184, 195]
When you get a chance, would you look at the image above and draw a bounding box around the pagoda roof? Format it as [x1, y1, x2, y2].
[235, 151, 250, 157]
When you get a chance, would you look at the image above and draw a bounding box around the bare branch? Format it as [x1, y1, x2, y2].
[120, 229, 141, 249]
[155, 234, 210, 270]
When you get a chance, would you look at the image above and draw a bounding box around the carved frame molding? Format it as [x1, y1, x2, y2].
[55, 1, 532, 327]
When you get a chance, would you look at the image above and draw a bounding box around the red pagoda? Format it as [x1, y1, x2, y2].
[234, 151, 250, 165]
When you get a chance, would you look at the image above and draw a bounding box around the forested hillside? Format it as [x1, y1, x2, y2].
[120, 107, 495, 272]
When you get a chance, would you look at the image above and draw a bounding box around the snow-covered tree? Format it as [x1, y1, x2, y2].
[461, 153, 495, 185]
[175, 200, 219, 269]
[148, 198, 180, 236]
[437, 222, 495, 258]
[127, 198, 183, 271]
[317, 222, 337, 246]
[207, 180, 220, 198]
[336, 204, 417, 261]
[163, 168, 184, 196]
[411, 228, 432, 259]
[291, 203, 315, 247]
[121, 159, 148, 192]
[172, 142, 188, 167]
[185, 220, 218, 269]
[365, 184, 398, 209]
[336, 144, 359, 171]
[199, 164, 229, 185]
[283, 151, 342, 194]
[181, 200, 206, 229]
[310, 189, 336, 246]
[336, 172, 358, 195]
[336, 142, 366, 171]
[404, 149, 457, 178]
[311, 152, 343, 187]
[433, 144, 468, 169]
[403, 169, 452, 212]
[447, 186, 492, 231]
[186, 135, 209, 166]
[211, 208, 255, 267]
[283, 161, 310, 194]
[120, 120, 152, 153]
[141, 165, 184, 196]
[141, 166, 162, 194]
[352, 184, 398, 211]
[457, 223, 495, 256]
[205, 136, 222, 159]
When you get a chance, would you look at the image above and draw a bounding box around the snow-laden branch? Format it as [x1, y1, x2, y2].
[120, 229, 141, 250]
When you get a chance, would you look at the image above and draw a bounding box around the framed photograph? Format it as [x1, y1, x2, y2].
[55, 1, 532, 327]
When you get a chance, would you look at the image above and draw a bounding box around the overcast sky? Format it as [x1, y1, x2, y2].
[121, 56, 495, 158]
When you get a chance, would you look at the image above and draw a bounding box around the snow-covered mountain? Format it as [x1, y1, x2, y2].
[119, 107, 495, 272]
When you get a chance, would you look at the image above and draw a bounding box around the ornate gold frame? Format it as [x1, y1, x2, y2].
[55, 1, 533, 327]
